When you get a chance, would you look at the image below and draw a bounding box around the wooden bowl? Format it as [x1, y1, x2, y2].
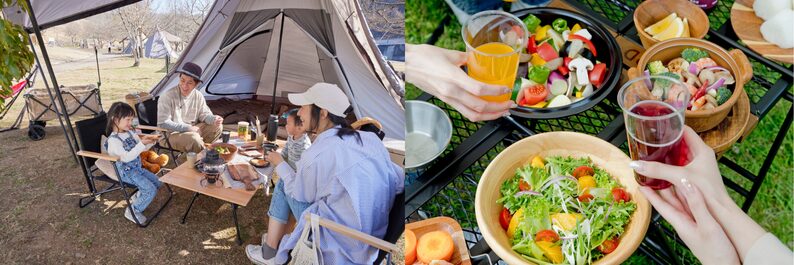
[405, 217, 472, 265]
[207, 143, 237, 162]
[474, 132, 651, 265]
[633, 0, 709, 48]
[632, 38, 753, 132]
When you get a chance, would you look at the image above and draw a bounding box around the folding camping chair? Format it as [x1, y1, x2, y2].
[300, 192, 404, 264]
[131, 96, 182, 168]
[352, 117, 386, 140]
[74, 113, 173, 227]
[0, 65, 38, 133]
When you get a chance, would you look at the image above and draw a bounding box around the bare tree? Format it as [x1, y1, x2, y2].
[115, 0, 159, 67]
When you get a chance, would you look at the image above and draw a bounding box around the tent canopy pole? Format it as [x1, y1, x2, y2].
[270, 11, 285, 115]
[25, 0, 81, 166]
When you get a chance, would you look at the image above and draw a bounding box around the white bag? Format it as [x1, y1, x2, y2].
[289, 214, 323, 265]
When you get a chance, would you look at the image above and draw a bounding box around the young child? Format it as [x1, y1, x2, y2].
[105, 102, 163, 224]
[280, 109, 311, 169]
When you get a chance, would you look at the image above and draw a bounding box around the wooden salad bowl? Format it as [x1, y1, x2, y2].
[474, 132, 651, 265]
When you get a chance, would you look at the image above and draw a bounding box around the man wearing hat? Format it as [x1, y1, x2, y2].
[157, 62, 223, 153]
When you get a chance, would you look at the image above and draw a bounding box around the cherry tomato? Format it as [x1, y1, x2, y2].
[571, 166, 594, 179]
[557, 65, 569, 76]
[534, 229, 560, 243]
[578, 193, 594, 202]
[598, 237, 619, 254]
[519, 180, 531, 191]
[499, 207, 512, 230]
[523, 84, 549, 106]
[611, 187, 631, 203]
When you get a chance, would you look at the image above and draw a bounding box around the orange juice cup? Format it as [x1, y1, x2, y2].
[462, 10, 528, 102]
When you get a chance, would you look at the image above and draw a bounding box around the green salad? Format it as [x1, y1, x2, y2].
[496, 156, 636, 264]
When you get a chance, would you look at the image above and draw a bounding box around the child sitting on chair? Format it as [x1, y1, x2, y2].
[105, 102, 163, 224]
[280, 108, 311, 169]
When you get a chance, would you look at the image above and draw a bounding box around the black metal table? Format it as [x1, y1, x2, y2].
[405, 0, 793, 264]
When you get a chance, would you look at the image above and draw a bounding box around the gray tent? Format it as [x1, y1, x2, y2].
[121, 30, 181, 59]
[148, 0, 405, 139]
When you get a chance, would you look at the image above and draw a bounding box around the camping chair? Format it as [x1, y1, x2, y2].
[132, 96, 181, 168]
[74, 113, 173, 227]
[301, 192, 404, 264]
[352, 117, 386, 140]
[0, 65, 38, 132]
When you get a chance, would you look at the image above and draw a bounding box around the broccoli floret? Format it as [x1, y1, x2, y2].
[647, 60, 668, 75]
[653, 72, 681, 91]
[681, 48, 709, 63]
[716, 87, 732, 105]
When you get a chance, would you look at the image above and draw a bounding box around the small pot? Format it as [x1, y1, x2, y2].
[631, 38, 753, 132]
[633, 0, 709, 48]
[405, 100, 452, 181]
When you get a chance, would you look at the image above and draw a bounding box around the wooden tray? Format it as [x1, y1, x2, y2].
[700, 90, 757, 157]
[405, 217, 472, 265]
[731, 0, 794, 64]
[227, 163, 259, 191]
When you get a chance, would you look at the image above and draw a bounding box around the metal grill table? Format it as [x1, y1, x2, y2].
[405, 0, 793, 264]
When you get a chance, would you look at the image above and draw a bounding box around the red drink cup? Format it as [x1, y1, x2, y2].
[618, 75, 691, 190]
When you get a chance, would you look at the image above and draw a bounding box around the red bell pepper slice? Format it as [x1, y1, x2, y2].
[694, 80, 709, 100]
[526, 35, 537, 54]
[536, 42, 558, 62]
[588, 63, 607, 87]
[569, 34, 597, 57]
[558, 65, 569, 76]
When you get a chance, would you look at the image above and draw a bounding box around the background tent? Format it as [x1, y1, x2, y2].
[149, 0, 405, 139]
[122, 30, 182, 59]
[142, 29, 181, 59]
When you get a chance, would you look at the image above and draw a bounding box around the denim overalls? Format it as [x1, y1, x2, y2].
[105, 131, 162, 213]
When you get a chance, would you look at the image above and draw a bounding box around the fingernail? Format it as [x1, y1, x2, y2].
[629, 161, 642, 171]
[503, 87, 511, 94]
[510, 103, 518, 108]
[502, 111, 511, 117]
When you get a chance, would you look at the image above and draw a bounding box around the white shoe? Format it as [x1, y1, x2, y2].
[124, 207, 147, 224]
[246, 233, 276, 265]
[129, 191, 140, 205]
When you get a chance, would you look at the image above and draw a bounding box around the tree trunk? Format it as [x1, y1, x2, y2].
[132, 34, 141, 67]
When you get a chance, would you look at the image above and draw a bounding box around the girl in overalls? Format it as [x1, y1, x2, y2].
[105, 102, 162, 224]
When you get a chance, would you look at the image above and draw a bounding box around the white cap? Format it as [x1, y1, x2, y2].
[288, 83, 351, 117]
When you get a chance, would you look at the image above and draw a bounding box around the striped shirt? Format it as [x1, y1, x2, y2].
[281, 133, 311, 169]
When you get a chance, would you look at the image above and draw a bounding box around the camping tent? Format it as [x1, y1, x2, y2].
[148, 0, 405, 139]
[122, 30, 182, 59]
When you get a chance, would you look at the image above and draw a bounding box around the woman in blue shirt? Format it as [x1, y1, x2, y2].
[246, 83, 404, 264]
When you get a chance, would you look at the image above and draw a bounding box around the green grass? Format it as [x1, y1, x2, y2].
[406, 0, 793, 264]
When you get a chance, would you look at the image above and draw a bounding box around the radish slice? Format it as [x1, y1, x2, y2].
[550, 79, 568, 95]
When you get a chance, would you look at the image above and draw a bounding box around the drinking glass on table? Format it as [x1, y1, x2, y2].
[462, 10, 528, 102]
[618, 75, 691, 190]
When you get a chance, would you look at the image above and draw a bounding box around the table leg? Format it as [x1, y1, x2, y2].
[181, 192, 200, 224]
[232, 203, 242, 245]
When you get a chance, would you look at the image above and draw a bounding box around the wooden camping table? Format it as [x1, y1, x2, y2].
[160, 134, 285, 245]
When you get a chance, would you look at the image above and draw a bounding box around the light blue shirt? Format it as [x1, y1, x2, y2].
[274, 127, 404, 264]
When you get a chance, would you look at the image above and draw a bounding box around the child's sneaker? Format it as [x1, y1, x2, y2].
[124, 207, 147, 224]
